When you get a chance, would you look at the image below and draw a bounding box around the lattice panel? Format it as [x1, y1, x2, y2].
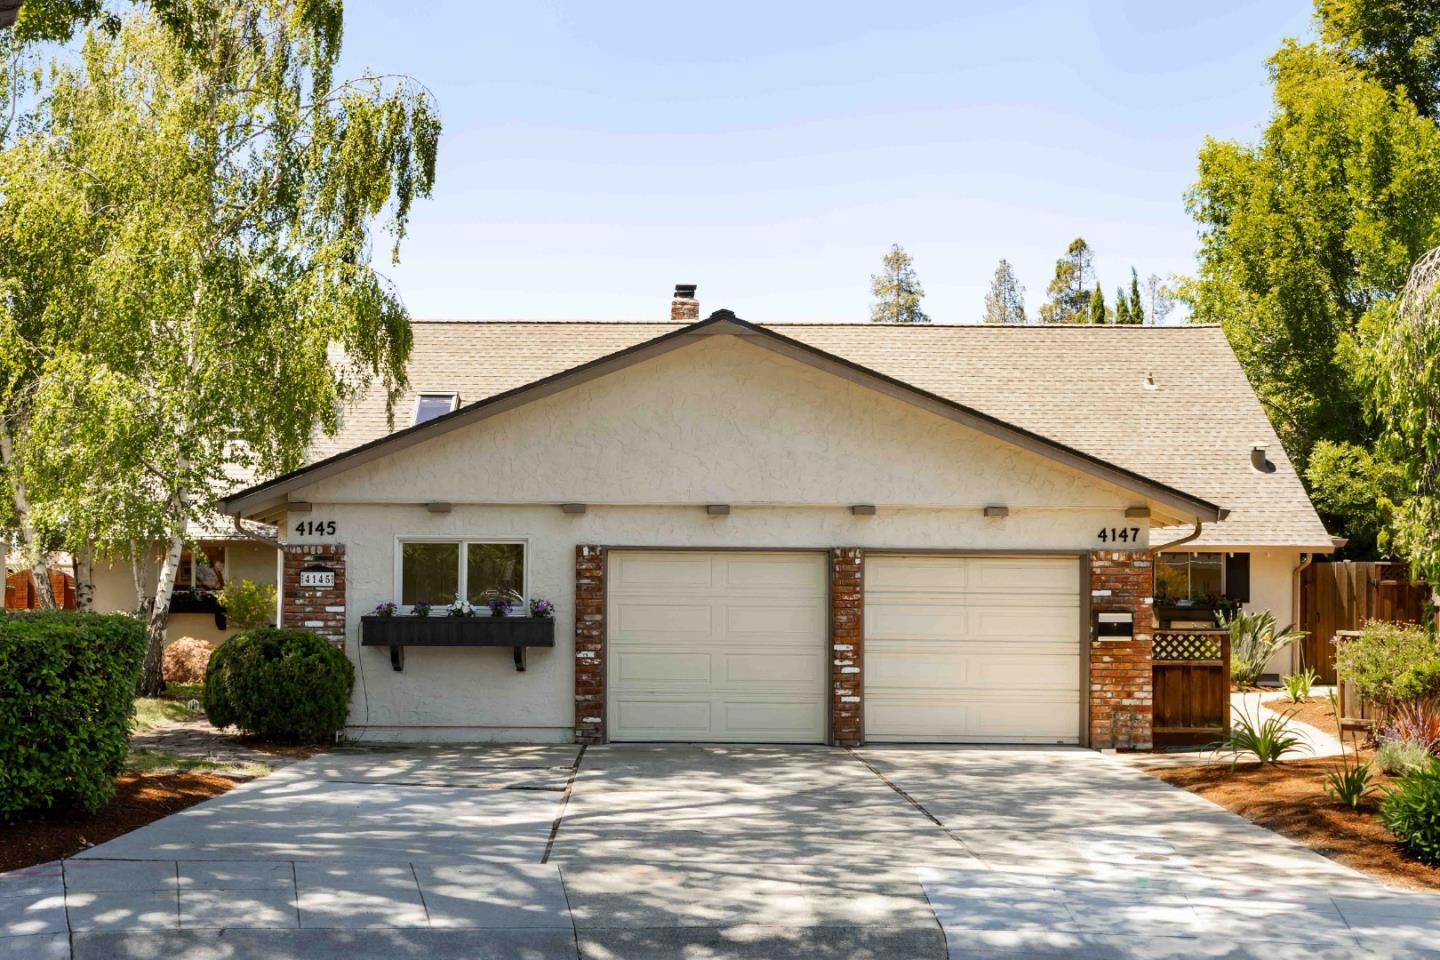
[1153, 631, 1224, 662]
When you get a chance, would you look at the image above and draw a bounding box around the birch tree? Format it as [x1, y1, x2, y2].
[3, 3, 438, 691]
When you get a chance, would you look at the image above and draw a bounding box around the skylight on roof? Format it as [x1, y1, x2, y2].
[413, 393, 459, 426]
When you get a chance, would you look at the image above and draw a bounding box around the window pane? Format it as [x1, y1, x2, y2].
[402, 542, 459, 605]
[467, 543, 524, 606]
[1190, 553, 1222, 599]
[1155, 555, 1188, 602]
[414, 394, 455, 425]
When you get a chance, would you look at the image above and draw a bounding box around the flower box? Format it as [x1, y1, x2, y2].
[360, 615, 555, 672]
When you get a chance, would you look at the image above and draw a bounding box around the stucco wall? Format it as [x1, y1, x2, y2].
[1247, 549, 1303, 675]
[278, 335, 1175, 741]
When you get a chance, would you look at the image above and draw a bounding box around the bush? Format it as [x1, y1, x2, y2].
[0, 612, 147, 820]
[203, 628, 353, 742]
[1282, 666, 1319, 703]
[1378, 739, 1434, 776]
[216, 579, 277, 632]
[1380, 758, 1440, 866]
[1334, 621, 1440, 706]
[162, 636, 214, 684]
[1220, 609, 1306, 686]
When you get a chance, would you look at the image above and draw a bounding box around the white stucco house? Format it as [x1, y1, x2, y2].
[207, 286, 1334, 750]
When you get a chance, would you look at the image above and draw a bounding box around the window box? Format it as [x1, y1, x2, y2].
[360, 615, 554, 672]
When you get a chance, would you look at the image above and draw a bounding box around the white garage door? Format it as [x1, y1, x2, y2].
[864, 555, 1082, 744]
[607, 551, 828, 742]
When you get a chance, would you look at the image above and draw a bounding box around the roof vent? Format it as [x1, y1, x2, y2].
[672, 284, 699, 322]
[1251, 442, 1275, 473]
[1144, 371, 1156, 390]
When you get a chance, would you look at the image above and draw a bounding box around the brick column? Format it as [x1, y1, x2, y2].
[574, 545, 607, 744]
[1089, 550, 1155, 750]
[831, 548, 864, 747]
[281, 544, 346, 649]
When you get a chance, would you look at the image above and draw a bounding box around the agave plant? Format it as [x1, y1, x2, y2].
[1219, 608, 1307, 687]
[1281, 666, 1319, 703]
[1214, 700, 1305, 768]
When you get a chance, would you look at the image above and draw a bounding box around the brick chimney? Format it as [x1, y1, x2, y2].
[671, 284, 699, 322]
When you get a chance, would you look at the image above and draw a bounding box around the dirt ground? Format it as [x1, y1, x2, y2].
[0, 771, 236, 874]
[1152, 756, 1440, 891]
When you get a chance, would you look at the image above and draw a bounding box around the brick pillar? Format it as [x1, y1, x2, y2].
[831, 548, 864, 747]
[1089, 550, 1154, 750]
[281, 544, 346, 648]
[575, 545, 607, 744]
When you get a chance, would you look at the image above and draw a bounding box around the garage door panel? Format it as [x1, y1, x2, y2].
[612, 651, 713, 685]
[865, 554, 1082, 744]
[609, 551, 826, 743]
[611, 602, 712, 638]
[610, 553, 714, 591]
[723, 652, 823, 684]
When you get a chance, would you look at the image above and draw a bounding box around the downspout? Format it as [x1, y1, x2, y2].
[1292, 553, 1314, 674]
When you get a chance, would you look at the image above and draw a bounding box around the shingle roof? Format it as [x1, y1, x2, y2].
[308, 320, 1331, 549]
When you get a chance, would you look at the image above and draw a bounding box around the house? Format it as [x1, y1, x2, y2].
[216, 286, 1334, 750]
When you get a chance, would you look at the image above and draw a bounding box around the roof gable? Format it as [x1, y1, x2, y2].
[221, 312, 1224, 523]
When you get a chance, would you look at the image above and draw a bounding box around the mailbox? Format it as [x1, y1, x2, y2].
[1094, 610, 1133, 638]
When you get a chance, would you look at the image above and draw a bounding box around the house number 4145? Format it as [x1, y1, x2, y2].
[294, 519, 337, 537]
[1097, 526, 1141, 544]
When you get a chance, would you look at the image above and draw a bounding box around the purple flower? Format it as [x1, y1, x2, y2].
[411, 598, 433, 616]
[372, 601, 398, 618]
[486, 596, 512, 617]
[529, 597, 555, 619]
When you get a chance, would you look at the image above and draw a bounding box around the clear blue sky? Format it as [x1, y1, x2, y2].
[339, 1, 1313, 323]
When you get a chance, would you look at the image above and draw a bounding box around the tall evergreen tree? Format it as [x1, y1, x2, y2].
[1039, 238, 1095, 323]
[1114, 286, 1131, 325]
[1088, 285, 1107, 324]
[1125, 268, 1144, 324]
[870, 244, 930, 323]
[983, 259, 1026, 324]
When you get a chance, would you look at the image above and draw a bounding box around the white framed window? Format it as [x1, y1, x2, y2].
[412, 392, 459, 426]
[395, 538, 526, 614]
[1156, 552, 1222, 604]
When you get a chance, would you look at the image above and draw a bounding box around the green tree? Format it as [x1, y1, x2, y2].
[870, 243, 930, 323]
[1124, 269, 1144, 325]
[1, 4, 439, 691]
[983, 259, 1026, 324]
[1318, 0, 1440, 119]
[1114, 286, 1131, 325]
[1144, 274, 1176, 324]
[1088, 285, 1107, 325]
[1040, 238, 1095, 323]
[1305, 439, 1405, 557]
[1186, 38, 1440, 487]
[1364, 247, 1440, 597]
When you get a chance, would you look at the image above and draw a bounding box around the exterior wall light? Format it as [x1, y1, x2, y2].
[560, 503, 587, 515]
[983, 505, 1009, 519]
[426, 502, 452, 514]
[705, 504, 731, 516]
[850, 504, 877, 516]
[1124, 506, 1151, 519]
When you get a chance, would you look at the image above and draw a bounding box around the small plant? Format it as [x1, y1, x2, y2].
[486, 596, 511, 618]
[1377, 739, 1434, 776]
[411, 598, 433, 616]
[1384, 698, 1440, 753]
[1380, 757, 1440, 866]
[529, 597, 555, 619]
[447, 597, 474, 618]
[1220, 608, 1306, 686]
[371, 601, 398, 618]
[216, 579, 278, 631]
[1281, 666, 1319, 703]
[1322, 693, 1375, 809]
[1214, 700, 1305, 767]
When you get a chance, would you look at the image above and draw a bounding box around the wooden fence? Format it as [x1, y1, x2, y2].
[1152, 628, 1231, 748]
[1300, 561, 1431, 683]
[3, 569, 77, 610]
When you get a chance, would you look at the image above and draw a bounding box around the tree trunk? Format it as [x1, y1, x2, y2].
[73, 534, 96, 611]
[138, 533, 184, 696]
[0, 425, 55, 609]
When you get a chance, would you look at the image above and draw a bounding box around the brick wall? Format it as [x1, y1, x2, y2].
[281, 544, 346, 648]
[831, 547, 864, 747]
[1089, 550, 1154, 749]
[574, 545, 607, 744]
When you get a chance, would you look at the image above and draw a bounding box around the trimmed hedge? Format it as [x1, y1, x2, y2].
[0, 611, 147, 821]
[203, 628, 353, 742]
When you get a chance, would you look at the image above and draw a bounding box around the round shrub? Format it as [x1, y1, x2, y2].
[0, 611, 146, 820]
[203, 628, 353, 742]
[1380, 757, 1440, 866]
[162, 636, 214, 684]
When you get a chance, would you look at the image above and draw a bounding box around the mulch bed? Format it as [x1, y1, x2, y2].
[0, 771, 236, 874]
[1150, 757, 1440, 891]
[1259, 696, 1346, 736]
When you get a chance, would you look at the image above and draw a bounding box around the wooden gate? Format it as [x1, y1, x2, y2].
[1152, 628, 1231, 748]
[1300, 562, 1430, 683]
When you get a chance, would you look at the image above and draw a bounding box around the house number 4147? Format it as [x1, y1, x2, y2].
[294, 519, 337, 537]
[1097, 526, 1141, 544]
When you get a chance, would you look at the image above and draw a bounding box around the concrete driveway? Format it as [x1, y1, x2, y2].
[3, 744, 1439, 959]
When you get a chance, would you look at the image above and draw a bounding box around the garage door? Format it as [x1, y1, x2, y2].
[607, 551, 827, 742]
[864, 555, 1082, 743]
